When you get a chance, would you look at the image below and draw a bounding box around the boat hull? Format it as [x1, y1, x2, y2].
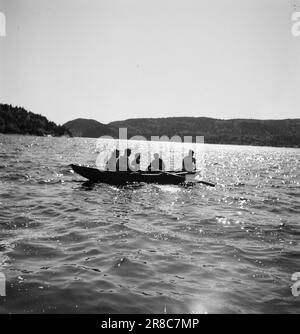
[70, 164, 192, 185]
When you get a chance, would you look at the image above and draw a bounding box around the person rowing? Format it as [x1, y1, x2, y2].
[182, 150, 196, 172]
[147, 153, 165, 172]
[105, 149, 120, 171]
[131, 153, 141, 172]
[116, 149, 132, 171]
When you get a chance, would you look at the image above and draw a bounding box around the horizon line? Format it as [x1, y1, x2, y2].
[1, 103, 300, 126]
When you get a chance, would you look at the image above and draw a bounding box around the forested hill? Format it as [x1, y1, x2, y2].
[1, 103, 299, 147]
[64, 118, 117, 138]
[65, 117, 300, 148]
[0, 104, 70, 137]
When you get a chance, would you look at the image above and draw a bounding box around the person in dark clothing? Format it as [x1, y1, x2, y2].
[116, 149, 132, 171]
[131, 153, 141, 172]
[105, 149, 120, 171]
[182, 150, 196, 172]
[147, 153, 165, 172]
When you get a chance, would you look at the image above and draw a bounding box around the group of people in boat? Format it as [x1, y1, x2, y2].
[105, 149, 196, 172]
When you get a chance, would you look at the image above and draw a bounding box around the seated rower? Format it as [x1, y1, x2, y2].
[116, 149, 132, 171]
[105, 149, 120, 171]
[182, 150, 196, 172]
[147, 153, 165, 172]
[131, 153, 141, 172]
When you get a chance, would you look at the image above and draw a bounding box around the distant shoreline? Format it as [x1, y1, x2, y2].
[64, 117, 300, 149]
[1, 133, 299, 150]
[1, 103, 299, 148]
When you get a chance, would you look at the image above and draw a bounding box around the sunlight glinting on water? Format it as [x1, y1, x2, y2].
[0, 135, 299, 313]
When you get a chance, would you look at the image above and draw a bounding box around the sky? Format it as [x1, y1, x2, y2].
[0, 0, 299, 125]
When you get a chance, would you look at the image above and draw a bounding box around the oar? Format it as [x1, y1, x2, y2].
[162, 171, 186, 180]
[192, 172, 216, 187]
[130, 169, 215, 187]
[162, 171, 216, 187]
[195, 180, 215, 187]
[190, 170, 216, 187]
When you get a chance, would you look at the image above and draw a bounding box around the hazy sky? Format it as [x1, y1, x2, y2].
[0, 0, 299, 124]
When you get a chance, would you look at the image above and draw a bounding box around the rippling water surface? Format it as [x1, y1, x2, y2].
[0, 134, 299, 314]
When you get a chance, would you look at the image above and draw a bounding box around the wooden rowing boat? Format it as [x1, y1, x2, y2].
[71, 164, 195, 185]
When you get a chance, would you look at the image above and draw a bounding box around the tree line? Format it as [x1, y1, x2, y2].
[0, 104, 71, 137]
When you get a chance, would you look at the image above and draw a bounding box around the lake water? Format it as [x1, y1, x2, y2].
[0, 134, 299, 314]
